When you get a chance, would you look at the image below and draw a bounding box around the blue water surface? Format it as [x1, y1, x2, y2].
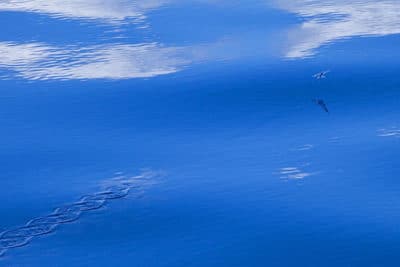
[1, 1, 400, 266]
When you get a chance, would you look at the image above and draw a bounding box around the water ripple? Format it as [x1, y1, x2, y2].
[378, 128, 400, 138]
[278, 166, 315, 180]
[0, 171, 159, 258]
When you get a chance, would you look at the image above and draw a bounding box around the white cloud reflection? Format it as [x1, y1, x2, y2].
[0, 0, 169, 22]
[0, 39, 242, 80]
[0, 0, 240, 80]
[0, 42, 191, 80]
[273, 0, 400, 58]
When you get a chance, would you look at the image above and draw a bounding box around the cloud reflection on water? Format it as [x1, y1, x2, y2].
[0, 39, 245, 80]
[274, 0, 400, 58]
[0, 0, 169, 23]
[3, 1, 400, 80]
[0, 42, 191, 80]
[0, 0, 263, 80]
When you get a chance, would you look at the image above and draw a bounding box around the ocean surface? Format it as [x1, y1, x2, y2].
[1, 1, 400, 266]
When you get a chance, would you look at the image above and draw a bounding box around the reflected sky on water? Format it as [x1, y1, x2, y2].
[0, 1, 274, 80]
[0, 0, 399, 80]
[1, 1, 400, 266]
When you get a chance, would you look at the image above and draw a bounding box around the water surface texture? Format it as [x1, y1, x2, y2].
[1, 1, 400, 266]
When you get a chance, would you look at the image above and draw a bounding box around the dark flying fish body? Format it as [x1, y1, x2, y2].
[313, 99, 329, 113]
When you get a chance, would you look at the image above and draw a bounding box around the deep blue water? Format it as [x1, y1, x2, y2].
[1, 1, 400, 266]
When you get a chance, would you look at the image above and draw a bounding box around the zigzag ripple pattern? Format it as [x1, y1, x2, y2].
[0, 171, 157, 257]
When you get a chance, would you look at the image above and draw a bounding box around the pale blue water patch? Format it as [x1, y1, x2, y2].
[1, 1, 400, 266]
